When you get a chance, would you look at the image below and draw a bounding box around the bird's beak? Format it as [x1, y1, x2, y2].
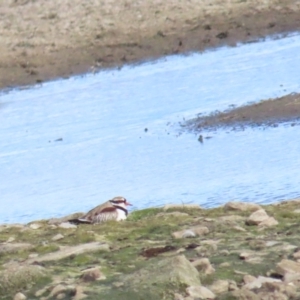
[125, 201, 132, 206]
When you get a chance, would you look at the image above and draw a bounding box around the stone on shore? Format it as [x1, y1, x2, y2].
[14, 292, 27, 300]
[192, 258, 215, 275]
[51, 233, 64, 241]
[276, 259, 300, 281]
[243, 276, 281, 289]
[246, 209, 278, 227]
[172, 226, 209, 239]
[29, 223, 42, 229]
[224, 201, 262, 212]
[59, 222, 77, 229]
[209, 280, 229, 294]
[122, 255, 201, 297]
[80, 267, 106, 282]
[186, 285, 216, 299]
[48, 284, 76, 298]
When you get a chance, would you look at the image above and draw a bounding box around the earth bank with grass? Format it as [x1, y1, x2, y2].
[2, 200, 300, 299]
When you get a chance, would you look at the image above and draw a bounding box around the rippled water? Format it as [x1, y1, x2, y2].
[1, 33, 300, 224]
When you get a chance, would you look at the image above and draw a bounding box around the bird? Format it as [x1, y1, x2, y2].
[68, 196, 132, 224]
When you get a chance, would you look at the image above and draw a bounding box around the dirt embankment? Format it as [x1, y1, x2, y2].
[1, 0, 300, 89]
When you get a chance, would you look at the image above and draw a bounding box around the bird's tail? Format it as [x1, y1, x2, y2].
[68, 218, 92, 225]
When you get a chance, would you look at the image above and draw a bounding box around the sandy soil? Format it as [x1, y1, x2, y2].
[1, 0, 300, 90]
[185, 93, 300, 132]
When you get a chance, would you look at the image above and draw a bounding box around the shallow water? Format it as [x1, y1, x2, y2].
[1, 33, 300, 224]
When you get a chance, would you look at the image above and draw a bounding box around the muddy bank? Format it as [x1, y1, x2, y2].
[1, 0, 300, 89]
[185, 93, 300, 132]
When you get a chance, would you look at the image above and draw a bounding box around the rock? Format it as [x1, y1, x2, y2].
[174, 293, 185, 300]
[192, 258, 215, 274]
[246, 209, 269, 225]
[266, 241, 280, 247]
[228, 280, 238, 291]
[234, 270, 248, 275]
[201, 239, 220, 251]
[113, 282, 124, 288]
[246, 209, 277, 227]
[232, 288, 259, 299]
[49, 284, 76, 298]
[163, 204, 202, 211]
[73, 286, 87, 300]
[263, 281, 297, 298]
[35, 286, 49, 297]
[203, 217, 213, 222]
[192, 226, 210, 235]
[220, 262, 231, 268]
[279, 244, 297, 252]
[233, 225, 246, 232]
[123, 255, 201, 294]
[48, 212, 85, 225]
[240, 252, 252, 260]
[239, 251, 262, 264]
[172, 226, 209, 239]
[26, 242, 109, 263]
[244, 276, 281, 289]
[7, 236, 15, 243]
[224, 201, 261, 212]
[80, 267, 106, 282]
[276, 259, 300, 281]
[209, 280, 229, 294]
[59, 222, 77, 229]
[56, 293, 66, 299]
[14, 292, 27, 300]
[52, 233, 64, 241]
[220, 249, 230, 256]
[28, 253, 39, 259]
[283, 273, 300, 286]
[293, 250, 300, 259]
[257, 291, 288, 300]
[259, 217, 278, 227]
[175, 248, 185, 254]
[182, 230, 197, 238]
[29, 223, 42, 229]
[186, 285, 216, 299]
[243, 275, 256, 284]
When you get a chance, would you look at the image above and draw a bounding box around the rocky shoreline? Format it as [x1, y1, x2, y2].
[2, 199, 300, 299]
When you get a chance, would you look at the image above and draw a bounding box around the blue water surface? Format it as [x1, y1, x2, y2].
[1, 33, 300, 223]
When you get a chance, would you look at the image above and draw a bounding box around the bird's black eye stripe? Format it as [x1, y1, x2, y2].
[111, 199, 126, 204]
